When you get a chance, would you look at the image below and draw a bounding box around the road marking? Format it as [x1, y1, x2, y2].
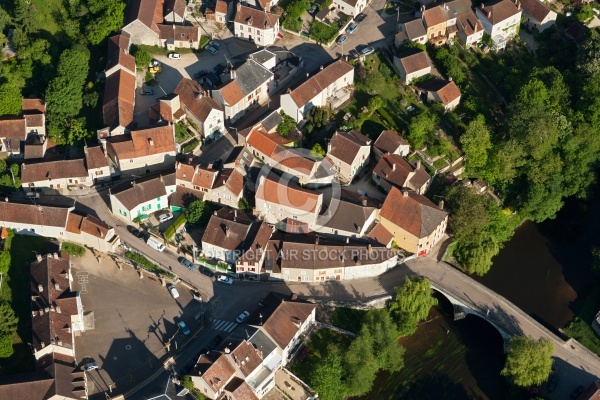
[76, 271, 90, 295]
[212, 320, 238, 332]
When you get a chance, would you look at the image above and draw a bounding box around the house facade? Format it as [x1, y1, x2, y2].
[0, 202, 73, 239]
[325, 130, 371, 184]
[105, 125, 176, 177]
[378, 187, 447, 256]
[65, 213, 121, 253]
[372, 154, 431, 195]
[109, 173, 176, 221]
[233, 4, 280, 46]
[333, 0, 367, 18]
[519, 0, 557, 32]
[394, 50, 431, 85]
[373, 130, 410, 161]
[122, 0, 163, 46]
[157, 24, 201, 49]
[22, 159, 91, 193]
[201, 208, 256, 263]
[163, 0, 187, 23]
[176, 161, 245, 209]
[416, 79, 462, 111]
[85, 145, 111, 183]
[456, 10, 485, 46]
[280, 59, 355, 123]
[475, 0, 522, 49]
[174, 79, 225, 138]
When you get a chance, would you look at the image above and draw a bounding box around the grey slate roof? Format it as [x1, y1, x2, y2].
[234, 59, 273, 96]
[251, 49, 276, 66]
[260, 111, 283, 132]
[403, 19, 427, 40]
[111, 173, 175, 210]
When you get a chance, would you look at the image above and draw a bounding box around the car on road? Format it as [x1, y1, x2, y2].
[194, 69, 208, 79]
[178, 256, 194, 269]
[236, 311, 250, 323]
[347, 23, 358, 34]
[360, 46, 375, 56]
[207, 45, 217, 55]
[201, 268, 215, 277]
[337, 35, 347, 45]
[208, 335, 223, 349]
[213, 63, 227, 76]
[140, 87, 154, 95]
[348, 49, 360, 59]
[168, 284, 180, 299]
[80, 361, 99, 371]
[168, 52, 181, 59]
[571, 386, 584, 399]
[192, 290, 202, 302]
[217, 275, 233, 285]
[149, 60, 161, 67]
[158, 212, 173, 223]
[309, 4, 318, 14]
[355, 13, 366, 22]
[127, 225, 145, 238]
[209, 40, 221, 49]
[178, 321, 191, 335]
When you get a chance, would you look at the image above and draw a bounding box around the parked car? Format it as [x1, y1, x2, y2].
[178, 321, 191, 335]
[158, 212, 173, 223]
[208, 334, 223, 349]
[236, 311, 250, 323]
[168, 284, 180, 299]
[192, 290, 202, 302]
[25, 191, 40, 199]
[360, 46, 375, 56]
[194, 69, 208, 79]
[178, 256, 196, 271]
[213, 63, 226, 76]
[201, 268, 215, 278]
[207, 45, 217, 55]
[337, 35, 347, 45]
[209, 40, 221, 49]
[347, 23, 358, 34]
[168, 52, 181, 59]
[147, 236, 165, 252]
[217, 275, 233, 285]
[309, 4, 318, 14]
[149, 60, 161, 67]
[355, 13, 366, 22]
[140, 87, 154, 95]
[127, 225, 144, 238]
[80, 361, 99, 371]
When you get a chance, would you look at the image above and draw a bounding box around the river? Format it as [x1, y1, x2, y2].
[476, 196, 600, 330]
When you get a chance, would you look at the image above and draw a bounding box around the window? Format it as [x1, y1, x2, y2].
[130, 159, 133, 163]
[156, 197, 161, 201]
[95, 170, 103, 176]
[284, 269, 289, 274]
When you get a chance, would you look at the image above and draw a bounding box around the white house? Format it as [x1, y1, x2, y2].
[373, 130, 410, 161]
[396, 19, 428, 46]
[157, 24, 201, 49]
[0, 202, 72, 238]
[519, 0, 557, 32]
[201, 208, 256, 263]
[280, 58, 355, 123]
[215, 0, 229, 23]
[21, 159, 91, 193]
[325, 130, 371, 184]
[101, 68, 136, 137]
[105, 125, 176, 177]
[475, 0, 522, 49]
[456, 10, 485, 46]
[85, 145, 111, 183]
[175, 161, 245, 208]
[174, 79, 225, 138]
[65, 213, 121, 253]
[416, 79, 462, 111]
[233, 4, 280, 46]
[394, 50, 431, 85]
[109, 173, 176, 221]
[333, 0, 367, 18]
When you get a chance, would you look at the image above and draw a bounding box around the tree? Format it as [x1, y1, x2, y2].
[388, 277, 437, 335]
[86, 0, 125, 45]
[454, 235, 499, 276]
[46, 47, 90, 120]
[310, 143, 326, 158]
[502, 336, 554, 387]
[460, 114, 491, 176]
[0, 334, 13, 358]
[0, 84, 22, 116]
[309, 353, 345, 400]
[0, 160, 6, 174]
[363, 69, 385, 93]
[185, 200, 206, 225]
[0, 301, 18, 339]
[407, 111, 437, 149]
[65, 117, 91, 145]
[0, 251, 10, 274]
[308, 106, 329, 128]
[238, 197, 252, 211]
[276, 111, 297, 138]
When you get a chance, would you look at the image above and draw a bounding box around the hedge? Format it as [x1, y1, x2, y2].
[182, 138, 200, 153]
[125, 251, 175, 278]
[61, 242, 86, 257]
[165, 214, 187, 242]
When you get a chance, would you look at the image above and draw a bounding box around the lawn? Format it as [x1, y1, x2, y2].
[175, 123, 193, 144]
[0, 235, 48, 376]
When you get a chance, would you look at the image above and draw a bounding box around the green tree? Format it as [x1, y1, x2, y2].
[310, 143, 326, 158]
[182, 374, 206, 399]
[276, 111, 297, 138]
[0, 301, 18, 339]
[308, 106, 329, 128]
[185, 200, 206, 225]
[86, 0, 125, 45]
[309, 353, 345, 400]
[460, 114, 491, 176]
[454, 236, 499, 276]
[407, 111, 437, 149]
[0, 334, 14, 358]
[238, 197, 252, 211]
[0, 84, 22, 116]
[0, 251, 10, 274]
[389, 277, 437, 335]
[363, 69, 385, 93]
[502, 336, 554, 387]
[0, 160, 6, 174]
[65, 117, 91, 145]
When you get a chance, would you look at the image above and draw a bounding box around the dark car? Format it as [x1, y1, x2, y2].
[194, 69, 208, 79]
[127, 225, 144, 238]
[208, 334, 223, 349]
[178, 256, 197, 271]
[355, 13, 366, 22]
[201, 268, 215, 277]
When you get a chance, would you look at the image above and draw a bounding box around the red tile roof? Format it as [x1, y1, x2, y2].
[102, 69, 135, 130]
[216, 0, 228, 14]
[261, 300, 315, 349]
[368, 222, 394, 246]
[217, 80, 245, 106]
[22, 98, 46, 113]
[201, 208, 254, 251]
[398, 50, 430, 74]
[126, 0, 165, 33]
[24, 114, 44, 127]
[199, 353, 236, 393]
[477, 0, 520, 24]
[105, 48, 136, 74]
[373, 130, 408, 155]
[225, 169, 245, 197]
[379, 187, 447, 238]
[418, 79, 461, 105]
[157, 24, 199, 42]
[0, 202, 71, 227]
[519, 0, 552, 22]
[373, 153, 430, 190]
[164, 0, 187, 18]
[84, 146, 109, 170]
[234, 4, 279, 30]
[256, 175, 322, 213]
[423, 6, 447, 27]
[0, 119, 25, 139]
[327, 130, 371, 165]
[21, 159, 88, 183]
[457, 10, 483, 36]
[230, 340, 263, 377]
[174, 78, 223, 122]
[288, 59, 354, 107]
[108, 33, 131, 52]
[108, 125, 175, 159]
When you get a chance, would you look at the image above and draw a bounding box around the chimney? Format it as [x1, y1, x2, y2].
[362, 197, 367, 206]
[487, 10, 491, 18]
[448, 76, 453, 82]
[290, 293, 298, 301]
[517, 1, 521, 9]
[320, 65, 323, 71]
[346, 237, 350, 243]
[57, 339, 62, 346]
[315, 235, 319, 245]
[237, 2, 241, 11]
[403, 191, 408, 198]
[54, 282, 60, 290]
[32, 310, 37, 317]
[36, 254, 42, 262]
[306, 72, 309, 78]
[160, 174, 164, 182]
[367, 243, 372, 252]
[224, 347, 231, 354]
[3, 197, 7, 202]
[176, 161, 181, 170]
[38, 284, 43, 292]
[53, 252, 59, 259]
[439, 200, 444, 210]
[56, 306, 61, 314]
[44, 307, 50, 313]
[195, 92, 203, 99]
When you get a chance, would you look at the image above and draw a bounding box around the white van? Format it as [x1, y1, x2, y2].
[146, 236, 165, 252]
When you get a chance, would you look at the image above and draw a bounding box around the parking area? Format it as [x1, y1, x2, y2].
[73, 251, 204, 397]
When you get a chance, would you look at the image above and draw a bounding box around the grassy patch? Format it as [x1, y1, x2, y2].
[134, 45, 194, 56]
[61, 242, 85, 257]
[0, 235, 48, 376]
[330, 308, 367, 333]
[199, 35, 211, 49]
[444, 241, 458, 262]
[182, 138, 200, 153]
[175, 123, 192, 144]
[125, 251, 174, 278]
[32, 0, 63, 35]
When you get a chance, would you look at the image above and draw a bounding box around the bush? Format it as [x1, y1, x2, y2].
[125, 251, 174, 278]
[131, 45, 152, 68]
[310, 21, 340, 44]
[164, 214, 187, 242]
[175, 123, 191, 143]
[277, 111, 297, 137]
[182, 138, 200, 153]
[61, 242, 86, 257]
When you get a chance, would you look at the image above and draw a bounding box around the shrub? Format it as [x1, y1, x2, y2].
[125, 251, 174, 278]
[277, 111, 297, 137]
[182, 138, 200, 153]
[61, 242, 86, 257]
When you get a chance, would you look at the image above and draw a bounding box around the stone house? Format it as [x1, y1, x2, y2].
[416, 78, 462, 111]
[163, 0, 187, 23]
[84, 145, 111, 183]
[325, 130, 371, 184]
[372, 130, 410, 161]
[233, 4, 280, 46]
[21, 159, 91, 193]
[201, 208, 256, 263]
[333, 0, 368, 18]
[65, 213, 121, 253]
[157, 24, 201, 49]
[372, 153, 431, 195]
[122, 0, 164, 46]
[0, 202, 73, 239]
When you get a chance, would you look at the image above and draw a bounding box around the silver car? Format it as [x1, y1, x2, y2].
[347, 23, 358, 34]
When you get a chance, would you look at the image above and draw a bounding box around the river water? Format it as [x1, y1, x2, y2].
[476, 196, 600, 330]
